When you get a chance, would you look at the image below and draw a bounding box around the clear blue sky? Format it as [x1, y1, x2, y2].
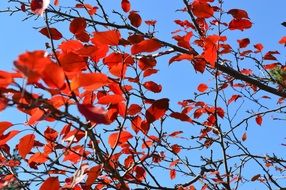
[1, 0, 286, 189]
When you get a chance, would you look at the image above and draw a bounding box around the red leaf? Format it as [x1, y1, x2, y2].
[263, 51, 278, 61]
[216, 107, 225, 118]
[75, 4, 98, 15]
[242, 132, 247, 141]
[131, 39, 161, 54]
[75, 31, 90, 42]
[86, 165, 101, 186]
[14, 51, 51, 84]
[121, 0, 131, 12]
[227, 94, 241, 105]
[21, 3, 26, 12]
[143, 81, 162, 93]
[42, 62, 65, 89]
[128, 104, 142, 116]
[263, 63, 279, 70]
[39, 27, 63, 40]
[240, 69, 252, 75]
[254, 43, 264, 52]
[197, 83, 208, 92]
[194, 108, 205, 119]
[0, 98, 7, 112]
[191, 1, 214, 18]
[18, 134, 35, 158]
[193, 57, 207, 73]
[71, 73, 109, 91]
[138, 56, 157, 70]
[171, 144, 181, 154]
[98, 95, 124, 105]
[128, 11, 142, 27]
[256, 115, 262, 126]
[77, 104, 111, 124]
[92, 30, 121, 45]
[131, 116, 142, 133]
[169, 131, 183, 137]
[0, 130, 19, 145]
[170, 159, 179, 167]
[108, 131, 133, 148]
[59, 40, 83, 53]
[0, 79, 11, 89]
[143, 69, 158, 77]
[0, 122, 13, 135]
[169, 54, 193, 65]
[229, 19, 252, 31]
[40, 177, 60, 190]
[170, 169, 176, 180]
[228, 9, 249, 19]
[146, 98, 169, 123]
[251, 174, 261, 181]
[27, 108, 44, 125]
[54, 0, 59, 6]
[145, 20, 157, 26]
[31, 0, 50, 15]
[203, 35, 220, 66]
[70, 18, 87, 34]
[173, 31, 193, 49]
[170, 112, 192, 123]
[237, 38, 250, 48]
[279, 36, 286, 45]
[140, 120, 150, 134]
[44, 127, 58, 141]
[128, 34, 144, 44]
[134, 166, 146, 182]
[29, 152, 48, 164]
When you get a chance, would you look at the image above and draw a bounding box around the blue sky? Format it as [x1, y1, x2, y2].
[1, 0, 286, 189]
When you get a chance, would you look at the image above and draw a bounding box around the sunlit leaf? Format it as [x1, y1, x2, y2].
[0, 122, 13, 135]
[92, 30, 121, 46]
[279, 36, 286, 45]
[0, 130, 20, 145]
[42, 62, 65, 89]
[40, 177, 60, 190]
[108, 131, 133, 148]
[71, 73, 109, 91]
[18, 134, 35, 158]
[203, 35, 220, 66]
[98, 95, 124, 105]
[197, 83, 208, 92]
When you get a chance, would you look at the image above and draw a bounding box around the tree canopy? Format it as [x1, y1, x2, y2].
[1, 0, 286, 189]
